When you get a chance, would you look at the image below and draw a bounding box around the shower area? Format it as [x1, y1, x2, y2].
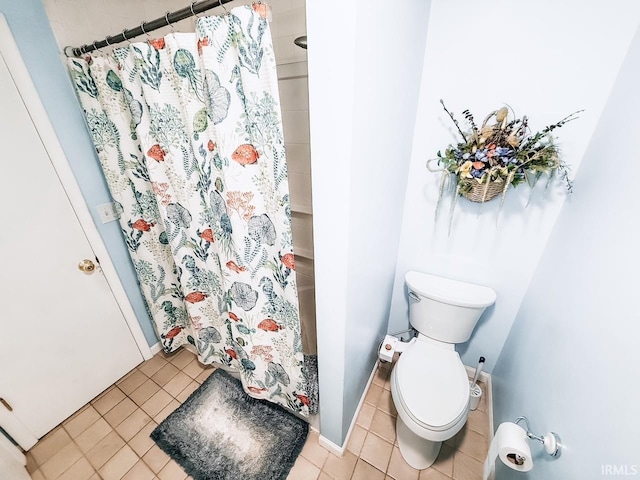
[43, 0, 317, 356]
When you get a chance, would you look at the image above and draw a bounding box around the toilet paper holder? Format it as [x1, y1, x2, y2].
[514, 416, 562, 458]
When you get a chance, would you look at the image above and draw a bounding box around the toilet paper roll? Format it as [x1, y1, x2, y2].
[483, 422, 533, 480]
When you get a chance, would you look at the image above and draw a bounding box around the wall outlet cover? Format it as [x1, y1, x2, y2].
[97, 202, 119, 223]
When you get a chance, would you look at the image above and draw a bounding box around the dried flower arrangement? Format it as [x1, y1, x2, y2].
[428, 100, 581, 225]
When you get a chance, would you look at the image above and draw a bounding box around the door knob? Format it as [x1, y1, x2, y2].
[78, 259, 96, 274]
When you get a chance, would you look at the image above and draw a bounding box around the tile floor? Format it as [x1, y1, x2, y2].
[25, 351, 489, 480]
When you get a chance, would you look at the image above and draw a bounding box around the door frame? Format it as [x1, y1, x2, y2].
[0, 15, 152, 360]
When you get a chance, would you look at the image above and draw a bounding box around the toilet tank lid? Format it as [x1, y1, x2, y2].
[405, 271, 496, 308]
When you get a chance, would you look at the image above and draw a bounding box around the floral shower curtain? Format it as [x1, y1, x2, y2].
[68, 6, 309, 414]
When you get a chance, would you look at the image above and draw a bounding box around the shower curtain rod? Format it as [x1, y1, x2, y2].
[65, 0, 234, 57]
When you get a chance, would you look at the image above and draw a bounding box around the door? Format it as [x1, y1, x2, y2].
[0, 47, 144, 449]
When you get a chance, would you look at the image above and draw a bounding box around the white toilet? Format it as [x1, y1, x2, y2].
[390, 271, 496, 469]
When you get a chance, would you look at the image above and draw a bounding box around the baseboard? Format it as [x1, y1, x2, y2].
[319, 360, 379, 457]
[149, 342, 163, 356]
[464, 364, 493, 440]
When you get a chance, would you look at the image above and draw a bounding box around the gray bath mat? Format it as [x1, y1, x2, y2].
[150, 369, 309, 480]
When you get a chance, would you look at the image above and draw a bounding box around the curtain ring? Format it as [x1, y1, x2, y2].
[121, 29, 132, 45]
[165, 11, 176, 32]
[190, 2, 201, 18]
[140, 21, 151, 39]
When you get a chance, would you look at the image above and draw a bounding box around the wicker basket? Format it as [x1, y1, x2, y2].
[461, 180, 504, 203]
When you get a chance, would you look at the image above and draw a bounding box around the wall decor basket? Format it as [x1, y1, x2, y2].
[461, 180, 503, 203]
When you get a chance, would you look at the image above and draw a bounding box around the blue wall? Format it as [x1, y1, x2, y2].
[491, 26, 640, 479]
[0, 0, 157, 346]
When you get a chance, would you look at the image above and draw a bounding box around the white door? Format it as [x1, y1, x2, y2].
[0, 47, 144, 449]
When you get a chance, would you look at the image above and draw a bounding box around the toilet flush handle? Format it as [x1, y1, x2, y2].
[408, 291, 421, 302]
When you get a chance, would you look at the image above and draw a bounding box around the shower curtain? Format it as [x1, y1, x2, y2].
[68, 6, 309, 414]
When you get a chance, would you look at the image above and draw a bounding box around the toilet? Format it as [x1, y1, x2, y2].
[390, 271, 496, 469]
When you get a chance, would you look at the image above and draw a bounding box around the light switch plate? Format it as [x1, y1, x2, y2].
[97, 202, 119, 224]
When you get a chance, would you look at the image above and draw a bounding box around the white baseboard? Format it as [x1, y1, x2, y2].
[149, 342, 163, 356]
[319, 360, 379, 457]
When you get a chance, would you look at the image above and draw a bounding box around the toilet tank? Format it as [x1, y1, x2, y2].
[405, 271, 496, 344]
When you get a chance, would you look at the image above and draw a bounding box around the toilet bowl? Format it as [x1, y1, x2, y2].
[389, 271, 496, 469]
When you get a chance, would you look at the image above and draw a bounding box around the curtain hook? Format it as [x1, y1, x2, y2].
[219, 0, 228, 14]
[190, 2, 201, 18]
[140, 21, 151, 39]
[121, 29, 132, 46]
[165, 11, 176, 32]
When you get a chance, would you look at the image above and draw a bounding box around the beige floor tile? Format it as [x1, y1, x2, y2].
[195, 366, 215, 384]
[287, 455, 320, 480]
[29, 427, 72, 466]
[104, 397, 138, 428]
[372, 366, 390, 388]
[118, 369, 150, 396]
[369, 409, 396, 443]
[175, 381, 200, 403]
[321, 451, 357, 480]
[30, 470, 45, 480]
[163, 371, 193, 398]
[141, 389, 174, 418]
[387, 446, 420, 480]
[116, 408, 153, 442]
[138, 355, 168, 377]
[128, 421, 159, 457]
[351, 459, 385, 480]
[167, 349, 195, 370]
[151, 362, 180, 387]
[76, 418, 114, 454]
[63, 405, 101, 438]
[122, 460, 156, 480]
[86, 431, 126, 470]
[452, 451, 482, 480]
[355, 403, 376, 430]
[455, 428, 487, 463]
[39, 442, 84, 480]
[154, 399, 180, 424]
[182, 358, 207, 379]
[377, 389, 397, 417]
[142, 444, 171, 474]
[25, 452, 38, 473]
[431, 444, 455, 477]
[130, 379, 162, 406]
[99, 445, 139, 480]
[300, 431, 330, 468]
[157, 459, 188, 480]
[346, 425, 367, 456]
[92, 386, 127, 415]
[419, 468, 451, 480]
[318, 472, 333, 480]
[360, 432, 393, 473]
[57, 457, 96, 480]
[365, 384, 383, 406]
[466, 409, 490, 437]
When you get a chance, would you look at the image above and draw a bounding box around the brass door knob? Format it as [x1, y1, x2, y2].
[78, 259, 96, 274]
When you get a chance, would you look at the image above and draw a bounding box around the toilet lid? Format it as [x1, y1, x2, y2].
[395, 343, 469, 429]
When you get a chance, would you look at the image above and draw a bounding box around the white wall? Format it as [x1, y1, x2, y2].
[388, 0, 640, 373]
[306, 0, 430, 446]
[492, 25, 640, 478]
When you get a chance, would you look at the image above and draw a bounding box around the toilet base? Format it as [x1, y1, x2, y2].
[396, 415, 442, 469]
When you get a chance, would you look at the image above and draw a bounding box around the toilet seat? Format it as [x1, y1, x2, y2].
[393, 340, 469, 432]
